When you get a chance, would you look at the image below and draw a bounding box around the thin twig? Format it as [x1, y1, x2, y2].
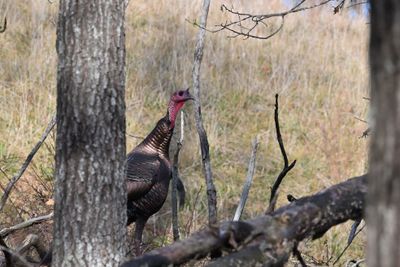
[346, 1, 369, 9]
[332, 223, 365, 265]
[127, 133, 144, 140]
[0, 212, 54, 238]
[0, 168, 24, 220]
[192, 0, 218, 226]
[0, 115, 56, 212]
[267, 94, 296, 213]
[354, 116, 368, 124]
[184, 185, 203, 235]
[233, 137, 259, 221]
[171, 111, 184, 241]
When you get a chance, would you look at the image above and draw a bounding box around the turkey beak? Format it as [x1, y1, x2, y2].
[184, 88, 195, 101]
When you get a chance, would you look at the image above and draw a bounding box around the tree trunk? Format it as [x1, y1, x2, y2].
[53, 1, 127, 266]
[368, 1, 400, 266]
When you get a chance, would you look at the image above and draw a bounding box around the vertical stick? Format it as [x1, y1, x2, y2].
[171, 111, 184, 241]
[267, 94, 296, 214]
[233, 137, 259, 221]
[192, 0, 217, 226]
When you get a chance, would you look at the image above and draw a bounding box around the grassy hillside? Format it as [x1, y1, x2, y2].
[0, 0, 369, 264]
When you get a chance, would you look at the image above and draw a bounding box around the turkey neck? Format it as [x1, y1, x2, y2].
[140, 116, 173, 156]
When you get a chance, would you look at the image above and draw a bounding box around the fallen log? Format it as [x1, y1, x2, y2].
[121, 174, 366, 267]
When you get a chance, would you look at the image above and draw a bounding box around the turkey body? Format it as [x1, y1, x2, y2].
[125, 89, 193, 254]
[126, 116, 173, 226]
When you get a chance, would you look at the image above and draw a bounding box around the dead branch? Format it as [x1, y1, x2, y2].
[193, 0, 338, 40]
[0, 212, 53, 238]
[333, 222, 365, 265]
[0, 236, 33, 267]
[192, 0, 218, 225]
[233, 137, 259, 221]
[0, 237, 12, 267]
[0, 17, 6, 33]
[0, 234, 51, 267]
[267, 94, 296, 213]
[0, 116, 56, 212]
[348, 219, 362, 244]
[171, 111, 185, 241]
[121, 174, 366, 267]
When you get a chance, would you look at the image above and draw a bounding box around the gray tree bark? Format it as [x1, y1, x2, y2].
[53, 1, 127, 266]
[368, 1, 400, 266]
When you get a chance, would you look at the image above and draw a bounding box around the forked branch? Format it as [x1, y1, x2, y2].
[192, 0, 359, 40]
[267, 94, 296, 213]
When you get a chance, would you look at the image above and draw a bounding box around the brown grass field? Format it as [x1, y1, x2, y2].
[0, 0, 369, 265]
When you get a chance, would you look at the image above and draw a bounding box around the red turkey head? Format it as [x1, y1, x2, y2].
[168, 88, 194, 129]
[170, 88, 194, 103]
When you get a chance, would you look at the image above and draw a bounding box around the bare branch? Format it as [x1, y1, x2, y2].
[0, 212, 53, 238]
[0, 236, 12, 267]
[268, 94, 296, 212]
[333, 222, 365, 265]
[0, 115, 56, 212]
[0, 239, 33, 267]
[194, 0, 338, 40]
[233, 137, 259, 221]
[192, 0, 218, 225]
[1, 234, 51, 267]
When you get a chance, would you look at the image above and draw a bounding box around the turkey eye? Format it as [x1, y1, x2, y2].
[178, 91, 183, 96]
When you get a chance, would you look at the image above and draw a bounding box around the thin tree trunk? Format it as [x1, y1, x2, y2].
[192, 0, 218, 226]
[53, 1, 127, 266]
[367, 1, 400, 266]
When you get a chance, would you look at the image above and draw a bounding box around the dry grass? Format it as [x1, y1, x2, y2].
[0, 0, 369, 265]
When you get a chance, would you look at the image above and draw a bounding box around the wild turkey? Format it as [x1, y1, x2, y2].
[126, 88, 193, 253]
